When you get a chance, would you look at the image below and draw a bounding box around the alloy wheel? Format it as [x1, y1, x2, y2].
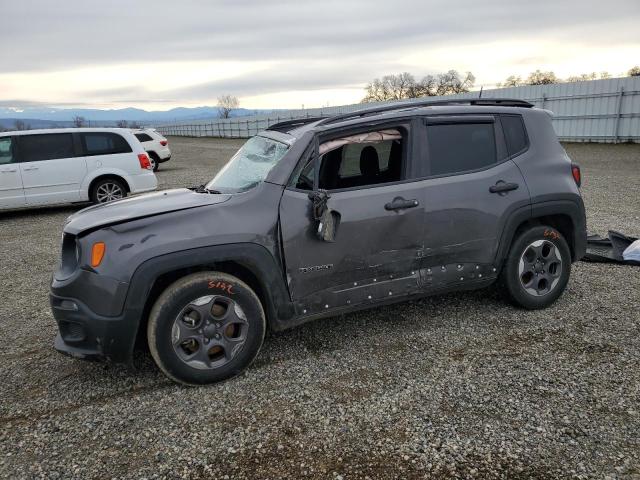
[171, 295, 249, 370]
[95, 182, 125, 203]
[518, 239, 563, 297]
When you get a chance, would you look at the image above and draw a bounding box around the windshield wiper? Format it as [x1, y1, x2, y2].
[190, 184, 222, 194]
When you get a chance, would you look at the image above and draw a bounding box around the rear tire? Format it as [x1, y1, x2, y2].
[90, 177, 127, 204]
[147, 272, 266, 385]
[148, 152, 160, 172]
[498, 225, 571, 309]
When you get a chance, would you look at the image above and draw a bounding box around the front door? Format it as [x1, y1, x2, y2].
[0, 136, 25, 209]
[17, 133, 87, 205]
[279, 124, 425, 315]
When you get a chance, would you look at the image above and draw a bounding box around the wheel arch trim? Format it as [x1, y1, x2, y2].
[495, 198, 587, 266]
[123, 243, 295, 360]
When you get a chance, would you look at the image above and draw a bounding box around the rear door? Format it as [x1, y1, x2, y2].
[18, 133, 87, 205]
[279, 122, 426, 314]
[0, 136, 25, 208]
[417, 115, 530, 283]
[80, 131, 135, 174]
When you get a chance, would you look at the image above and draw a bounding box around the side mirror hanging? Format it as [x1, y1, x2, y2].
[308, 190, 338, 242]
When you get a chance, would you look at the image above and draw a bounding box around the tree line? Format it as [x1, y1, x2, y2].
[497, 66, 640, 87]
[361, 66, 640, 102]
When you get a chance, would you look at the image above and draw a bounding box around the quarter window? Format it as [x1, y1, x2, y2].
[134, 133, 153, 142]
[427, 123, 496, 176]
[82, 133, 132, 156]
[501, 115, 528, 156]
[0, 137, 14, 165]
[18, 134, 75, 162]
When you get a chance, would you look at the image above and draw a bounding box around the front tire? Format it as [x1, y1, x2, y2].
[499, 225, 571, 309]
[147, 272, 266, 385]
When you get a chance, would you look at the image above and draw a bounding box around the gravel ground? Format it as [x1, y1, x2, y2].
[0, 138, 639, 479]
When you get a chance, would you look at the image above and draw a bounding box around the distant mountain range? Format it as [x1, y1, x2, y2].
[0, 106, 278, 128]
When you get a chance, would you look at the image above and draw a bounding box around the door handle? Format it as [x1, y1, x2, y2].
[0, 168, 17, 173]
[489, 181, 519, 194]
[22, 167, 39, 171]
[385, 197, 419, 211]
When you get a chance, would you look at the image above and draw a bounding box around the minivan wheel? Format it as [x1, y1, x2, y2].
[498, 225, 571, 309]
[147, 272, 266, 385]
[91, 178, 127, 204]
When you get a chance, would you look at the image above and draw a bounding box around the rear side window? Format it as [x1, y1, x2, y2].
[19, 133, 75, 162]
[501, 115, 528, 156]
[0, 137, 14, 165]
[82, 133, 132, 156]
[134, 133, 153, 142]
[427, 123, 496, 176]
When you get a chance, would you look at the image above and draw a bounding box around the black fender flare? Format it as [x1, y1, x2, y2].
[120, 243, 295, 359]
[494, 198, 587, 265]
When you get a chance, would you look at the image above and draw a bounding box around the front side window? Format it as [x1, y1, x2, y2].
[427, 123, 496, 176]
[19, 133, 75, 162]
[0, 137, 14, 165]
[82, 133, 132, 156]
[205, 135, 289, 193]
[294, 129, 405, 191]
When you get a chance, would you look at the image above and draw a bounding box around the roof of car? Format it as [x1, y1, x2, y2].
[0, 127, 135, 137]
[268, 98, 539, 138]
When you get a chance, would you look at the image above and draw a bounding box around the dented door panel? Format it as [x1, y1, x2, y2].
[279, 180, 426, 305]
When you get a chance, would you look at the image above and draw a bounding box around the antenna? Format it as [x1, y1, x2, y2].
[479, 86, 484, 98]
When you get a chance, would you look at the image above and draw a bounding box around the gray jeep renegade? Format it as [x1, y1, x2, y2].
[51, 98, 587, 385]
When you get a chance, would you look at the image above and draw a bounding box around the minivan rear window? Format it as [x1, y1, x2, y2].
[19, 133, 75, 163]
[82, 133, 132, 156]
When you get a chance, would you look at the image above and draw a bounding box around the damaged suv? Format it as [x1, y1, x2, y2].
[51, 99, 587, 385]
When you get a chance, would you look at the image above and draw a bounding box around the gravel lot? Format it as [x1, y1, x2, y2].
[0, 138, 639, 479]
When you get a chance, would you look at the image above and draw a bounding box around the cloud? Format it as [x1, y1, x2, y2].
[0, 0, 638, 108]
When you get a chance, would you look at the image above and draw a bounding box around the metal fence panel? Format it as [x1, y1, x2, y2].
[156, 76, 640, 142]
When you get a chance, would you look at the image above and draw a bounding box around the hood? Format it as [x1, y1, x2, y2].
[64, 188, 231, 235]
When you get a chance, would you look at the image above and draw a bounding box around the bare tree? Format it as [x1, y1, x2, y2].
[525, 70, 559, 85]
[628, 66, 640, 77]
[434, 70, 475, 95]
[217, 95, 239, 118]
[499, 75, 523, 87]
[362, 72, 417, 102]
[116, 120, 129, 128]
[362, 70, 475, 103]
[72, 116, 86, 127]
[13, 119, 30, 131]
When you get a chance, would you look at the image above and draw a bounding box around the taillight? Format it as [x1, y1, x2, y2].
[571, 163, 581, 188]
[138, 153, 152, 170]
[160, 140, 168, 146]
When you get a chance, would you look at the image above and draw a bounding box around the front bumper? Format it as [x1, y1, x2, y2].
[50, 293, 137, 364]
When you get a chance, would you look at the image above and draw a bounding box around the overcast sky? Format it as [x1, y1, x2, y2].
[1, 0, 638, 111]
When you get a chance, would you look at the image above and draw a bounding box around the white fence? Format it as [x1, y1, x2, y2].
[156, 76, 640, 143]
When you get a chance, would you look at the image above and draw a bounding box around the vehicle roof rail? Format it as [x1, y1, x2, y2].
[317, 98, 534, 126]
[266, 116, 328, 132]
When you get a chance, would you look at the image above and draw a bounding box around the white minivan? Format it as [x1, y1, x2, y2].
[0, 128, 157, 210]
